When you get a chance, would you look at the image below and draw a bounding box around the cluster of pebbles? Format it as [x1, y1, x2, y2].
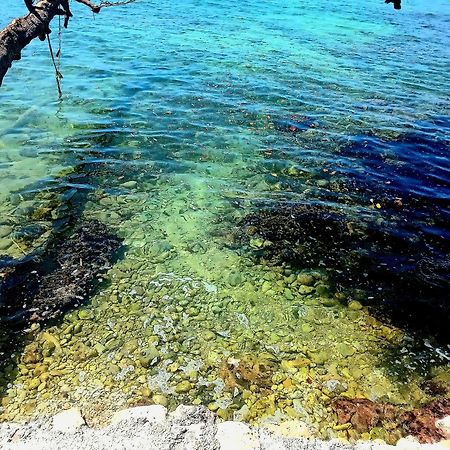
[0, 163, 448, 445]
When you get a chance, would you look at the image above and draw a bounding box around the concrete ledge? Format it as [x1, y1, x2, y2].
[1, 406, 450, 450]
[111, 405, 167, 425]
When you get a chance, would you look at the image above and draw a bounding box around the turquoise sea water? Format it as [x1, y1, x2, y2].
[0, 0, 449, 441]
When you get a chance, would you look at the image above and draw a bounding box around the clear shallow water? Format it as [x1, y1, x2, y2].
[0, 0, 449, 442]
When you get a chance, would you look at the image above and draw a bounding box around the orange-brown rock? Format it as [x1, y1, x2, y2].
[401, 399, 450, 444]
[332, 398, 396, 433]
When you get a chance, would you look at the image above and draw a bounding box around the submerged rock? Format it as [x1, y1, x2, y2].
[401, 399, 450, 444]
[175, 381, 192, 394]
[139, 346, 160, 368]
[0, 239, 12, 251]
[348, 300, 363, 311]
[0, 226, 12, 239]
[297, 273, 315, 286]
[0, 220, 122, 322]
[120, 180, 138, 189]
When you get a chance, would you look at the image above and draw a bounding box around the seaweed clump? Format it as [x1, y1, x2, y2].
[332, 398, 396, 433]
[220, 355, 275, 392]
[332, 398, 450, 444]
[0, 220, 122, 323]
[401, 399, 450, 443]
[244, 204, 358, 270]
[241, 203, 450, 341]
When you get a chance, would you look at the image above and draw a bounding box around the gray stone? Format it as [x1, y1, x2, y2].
[0, 225, 12, 238]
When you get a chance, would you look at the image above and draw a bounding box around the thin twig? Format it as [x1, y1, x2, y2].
[47, 33, 62, 97]
[99, 0, 137, 7]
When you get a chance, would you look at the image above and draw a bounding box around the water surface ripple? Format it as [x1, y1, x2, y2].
[0, 0, 449, 442]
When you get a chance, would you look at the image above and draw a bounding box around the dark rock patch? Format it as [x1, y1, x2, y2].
[240, 202, 450, 342]
[0, 220, 122, 323]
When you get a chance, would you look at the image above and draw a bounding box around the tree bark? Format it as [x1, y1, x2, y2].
[0, 0, 62, 86]
[0, 0, 106, 87]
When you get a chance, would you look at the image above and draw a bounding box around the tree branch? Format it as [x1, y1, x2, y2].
[385, 0, 401, 10]
[75, 0, 102, 14]
[0, 0, 136, 87]
[0, 0, 61, 86]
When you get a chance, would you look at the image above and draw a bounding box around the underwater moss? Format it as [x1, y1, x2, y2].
[241, 202, 450, 342]
[0, 220, 122, 322]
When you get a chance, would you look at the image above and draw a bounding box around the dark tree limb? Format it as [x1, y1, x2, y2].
[60, 0, 74, 28]
[24, 0, 36, 14]
[385, 0, 401, 9]
[0, 0, 133, 87]
[75, 0, 102, 14]
[0, 0, 60, 86]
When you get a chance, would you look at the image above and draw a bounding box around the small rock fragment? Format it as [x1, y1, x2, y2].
[121, 180, 138, 189]
[216, 421, 260, 450]
[299, 285, 314, 295]
[52, 407, 85, 433]
[175, 381, 192, 393]
[348, 300, 363, 310]
[111, 405, 167, 424]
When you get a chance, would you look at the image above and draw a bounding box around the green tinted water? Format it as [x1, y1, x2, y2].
[0, 0, 449, 442]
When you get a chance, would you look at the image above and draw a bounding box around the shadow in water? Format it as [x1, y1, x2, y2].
[241, 124, 450, 345]
[0, 194, 124, 410]
[0, 142, 132, 410]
